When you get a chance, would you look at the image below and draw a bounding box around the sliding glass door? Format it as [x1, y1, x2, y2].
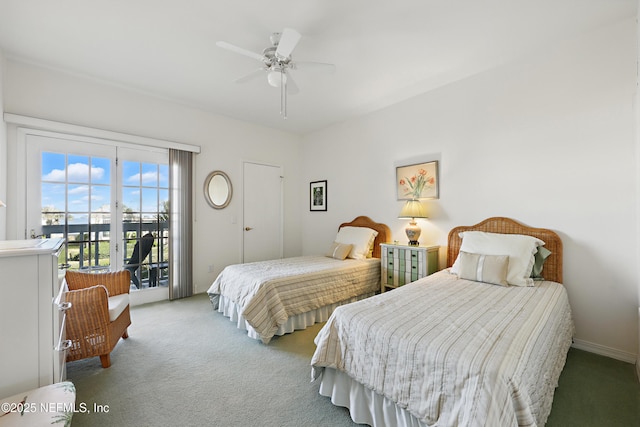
[25, 132, 168, 294]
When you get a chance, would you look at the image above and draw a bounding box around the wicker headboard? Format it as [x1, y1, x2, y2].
[446, 217, 563, 284]
[339, 216, 391, 259]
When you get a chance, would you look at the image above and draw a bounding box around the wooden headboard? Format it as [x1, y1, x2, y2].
[446, 217, 563, 284]
[339, 216, 391, 259]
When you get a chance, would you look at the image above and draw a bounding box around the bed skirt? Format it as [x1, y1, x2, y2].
[317, 367, 426, 427]
[210, 293, 375, 341]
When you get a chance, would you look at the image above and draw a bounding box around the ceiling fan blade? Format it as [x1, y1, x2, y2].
[275, 28, 301, 59]
[294, 61, 336, 73]
[284, 70, 299, 95]
[233, 68, 265, 84]
[216, 41, 264, 62]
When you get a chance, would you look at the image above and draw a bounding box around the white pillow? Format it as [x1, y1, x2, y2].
[450, 231, 544, 286]
[335, 226, 378, 260]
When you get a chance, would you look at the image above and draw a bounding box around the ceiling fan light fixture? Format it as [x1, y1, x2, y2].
[267, 70, 286, 87]
[217, 28, 334, 120]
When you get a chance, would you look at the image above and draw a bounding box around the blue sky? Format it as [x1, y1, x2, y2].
[41, 153, 168, 223]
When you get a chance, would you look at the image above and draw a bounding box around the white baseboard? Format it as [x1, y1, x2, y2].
[571, 339, 637, 364]
[130, 286, 169, 306]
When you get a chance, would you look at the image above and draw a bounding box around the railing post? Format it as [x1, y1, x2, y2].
[79, 243, 84, 269]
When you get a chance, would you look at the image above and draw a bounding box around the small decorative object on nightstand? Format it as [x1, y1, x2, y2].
[380, 243, 439, 292]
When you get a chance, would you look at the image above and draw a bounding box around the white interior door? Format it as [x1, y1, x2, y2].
[242, 161, 283, 263]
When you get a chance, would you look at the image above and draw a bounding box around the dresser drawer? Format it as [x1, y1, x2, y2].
[383, 248, 424, 280]
[380, 244, 439, 292]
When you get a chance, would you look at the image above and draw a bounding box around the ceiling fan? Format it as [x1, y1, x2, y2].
[216, 28, 335, 119]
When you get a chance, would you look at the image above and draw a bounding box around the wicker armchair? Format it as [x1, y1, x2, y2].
[64, 270, 132, 368]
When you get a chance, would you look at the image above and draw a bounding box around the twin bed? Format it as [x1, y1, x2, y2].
[207, 216, 390, 343]
[208, 216, 573, 426]
[311, 217, 573, 427]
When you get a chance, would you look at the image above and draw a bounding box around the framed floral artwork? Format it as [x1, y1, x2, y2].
[310, 180, 327, 211]
[396, 161, 439, 200]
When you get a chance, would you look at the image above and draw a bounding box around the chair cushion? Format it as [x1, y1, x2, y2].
[108, 294, 130, 322]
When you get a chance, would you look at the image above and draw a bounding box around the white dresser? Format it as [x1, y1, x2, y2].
[0, 238, 67, 398]
[380, 243, 439, 292]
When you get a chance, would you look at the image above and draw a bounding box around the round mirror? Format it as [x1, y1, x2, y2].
[204, 170, 232, 209]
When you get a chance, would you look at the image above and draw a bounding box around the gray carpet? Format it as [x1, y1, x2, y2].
[66, 293, 354, 427]
[66, 293, 640, 426]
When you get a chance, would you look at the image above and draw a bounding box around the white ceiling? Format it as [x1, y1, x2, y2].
[0, 0, 635, 135]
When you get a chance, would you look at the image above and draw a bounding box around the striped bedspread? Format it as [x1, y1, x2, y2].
[311, 270, 574, 427]
[208, 256, 380, 343]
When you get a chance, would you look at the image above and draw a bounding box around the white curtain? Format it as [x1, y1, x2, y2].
[168, 149, 193, 300]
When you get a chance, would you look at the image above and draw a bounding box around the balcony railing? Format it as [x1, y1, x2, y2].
[41, 222, 169, 278]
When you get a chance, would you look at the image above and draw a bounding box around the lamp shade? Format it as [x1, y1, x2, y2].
[398, 200, 427, 219]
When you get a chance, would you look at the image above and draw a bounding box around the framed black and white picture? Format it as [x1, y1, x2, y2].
[310, 180, 327, 211]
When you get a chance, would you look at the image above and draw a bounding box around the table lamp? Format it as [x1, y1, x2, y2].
[398, 200, 427, 246]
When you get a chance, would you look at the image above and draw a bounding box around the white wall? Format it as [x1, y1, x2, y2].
[301, 18, 638, 361]
[2, 60, 303, 294]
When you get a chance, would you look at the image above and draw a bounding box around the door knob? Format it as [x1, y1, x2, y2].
[245, 227, 253, 231]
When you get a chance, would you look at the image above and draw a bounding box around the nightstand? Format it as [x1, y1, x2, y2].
[380, 243, 439, 292]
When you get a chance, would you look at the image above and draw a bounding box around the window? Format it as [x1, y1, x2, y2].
[41, 151, 113, 270]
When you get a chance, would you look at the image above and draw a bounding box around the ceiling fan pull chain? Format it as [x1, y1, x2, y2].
[281, 73, 287, 119]
[284, 77, 288, 119]
[280, 76, 283, 116]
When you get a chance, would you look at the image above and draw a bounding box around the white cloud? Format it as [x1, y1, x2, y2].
[68, 185, 89, 195]
[127, 171, 158, 185]
[43, 163, 105, 182]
